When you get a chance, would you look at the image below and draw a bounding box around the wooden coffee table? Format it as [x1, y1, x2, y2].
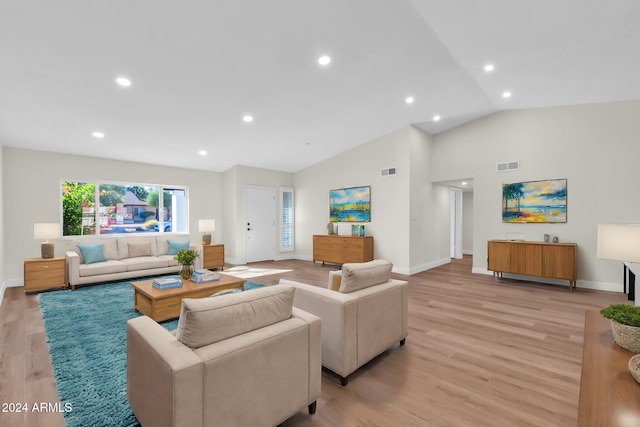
[131, 273, 245, 322]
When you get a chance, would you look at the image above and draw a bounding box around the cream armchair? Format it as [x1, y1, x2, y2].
[280, 259, 408, 386]
[127, 284, 321, 427]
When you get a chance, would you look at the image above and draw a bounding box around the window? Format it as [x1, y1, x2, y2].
[61, 181, 188, 236]
[280, 187, 294, 251]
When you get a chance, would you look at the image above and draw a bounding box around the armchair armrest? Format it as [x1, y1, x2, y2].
[65, 251, 79, 289]
[279, 279, 358, 377]
[292, 307, 322, 402]
[127, 316, 203, 427]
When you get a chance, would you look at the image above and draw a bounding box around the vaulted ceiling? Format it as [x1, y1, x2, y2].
[1, 1, 638, 173]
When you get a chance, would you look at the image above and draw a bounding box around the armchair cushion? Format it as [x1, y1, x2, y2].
[175, 284, 295, 349]
[339, 259, 392, 293]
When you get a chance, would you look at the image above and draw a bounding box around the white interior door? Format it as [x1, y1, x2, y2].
[246, 186, 276, 263]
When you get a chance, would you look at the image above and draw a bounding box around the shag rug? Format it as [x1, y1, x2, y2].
[225, 266, 292, 279]
[38, 278, 264, 427]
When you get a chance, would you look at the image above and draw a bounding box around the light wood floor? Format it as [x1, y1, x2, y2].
[0, 256, 626, 427]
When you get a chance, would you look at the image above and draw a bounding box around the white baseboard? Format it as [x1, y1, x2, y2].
[463, 249, 474, 255]
[0, 278, 24, 308]
[398, 257, 451, 276]
[471, 268, 623, 293]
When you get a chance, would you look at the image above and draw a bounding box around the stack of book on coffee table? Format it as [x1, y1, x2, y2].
[152, 276, 183, 289]
[191, 269, 220, 283]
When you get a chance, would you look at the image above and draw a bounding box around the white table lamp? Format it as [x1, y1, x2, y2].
[199, 219, 216, 245]
[34, 222, 61, 259]
[597, 224, 640, 263]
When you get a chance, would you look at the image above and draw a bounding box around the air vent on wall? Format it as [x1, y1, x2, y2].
[381, 167, 396, 177]
[496, 160, 520, 173]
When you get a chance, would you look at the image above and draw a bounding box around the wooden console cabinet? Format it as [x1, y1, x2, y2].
[24, 257, 67, 292]
[487, 240, 577, 290]
[202, 244, 224, 270]
[313, 235, 373, 265]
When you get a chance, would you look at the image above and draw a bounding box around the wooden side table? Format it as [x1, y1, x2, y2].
[24, 256, 67, 292]
[202, 244, 224, 270]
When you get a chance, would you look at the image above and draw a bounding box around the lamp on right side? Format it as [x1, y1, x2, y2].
[597, 224, 640, 264]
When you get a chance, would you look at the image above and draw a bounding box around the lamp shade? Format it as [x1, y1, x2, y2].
[34, 223, 61, 241]
[198, 219, 216, 233]
[597, 224, 640, 263]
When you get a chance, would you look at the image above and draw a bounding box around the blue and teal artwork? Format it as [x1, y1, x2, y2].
[502, 179, 567, 223]
[330, 186, 371, 222]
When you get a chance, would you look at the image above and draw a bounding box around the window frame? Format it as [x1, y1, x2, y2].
[279, 186, 294, 252]
[60, 179, 190, 237]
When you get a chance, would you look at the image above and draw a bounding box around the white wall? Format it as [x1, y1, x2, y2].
[294, 125, 451, 274]
[0, 145, 5, 301]
[222, 165, 294, 265]
[409, 127, 451, 272]
[2, 148, 223, 282]
[462, 191, 474, 255]
[431, 100, 640, 291]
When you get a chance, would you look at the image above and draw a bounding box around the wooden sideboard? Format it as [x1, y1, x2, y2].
[487, 240, 577, 290]
[578, 310, 640, 425]
[313, 235, 373, 265]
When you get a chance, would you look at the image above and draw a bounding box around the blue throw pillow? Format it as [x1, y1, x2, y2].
[77, 243, 106, 264]
[167, 240, 190, 255]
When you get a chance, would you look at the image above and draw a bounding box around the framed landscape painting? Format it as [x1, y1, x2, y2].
[502, 179, 567, 223]
[330, 186, 371, 222]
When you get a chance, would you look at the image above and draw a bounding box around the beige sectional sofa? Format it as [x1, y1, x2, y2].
[280, 259, 408, 386]
[66, 235, 201, 290]
[127, 284, 322, 427]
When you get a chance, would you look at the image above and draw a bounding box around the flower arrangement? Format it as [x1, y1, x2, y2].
[173, 249, 200, 266]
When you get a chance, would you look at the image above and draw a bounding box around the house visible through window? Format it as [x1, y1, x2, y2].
[61, 181, 188, 236]
[280, 187, 294, 251]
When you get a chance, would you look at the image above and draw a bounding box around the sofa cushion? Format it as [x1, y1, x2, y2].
[70, 238, 118, 262]
[117, 237, 158, 259]
[79, 260, 128, 277]
[168, 240, 190, 255]
[175, 284, 294, 349]
[77, 243, 107, 264]
[121, 257, 170, 271]
[339, 259, 393, 293]
[128, 241, 152, 258]
[157, 254, 180, 267]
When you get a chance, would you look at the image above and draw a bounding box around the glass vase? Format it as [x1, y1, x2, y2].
[180, 264, 194, 280]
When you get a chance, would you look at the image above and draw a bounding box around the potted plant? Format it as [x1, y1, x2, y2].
[174, 249, 200, 280]
[600, 304, 640, 353]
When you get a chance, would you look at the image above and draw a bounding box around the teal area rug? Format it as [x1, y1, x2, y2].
[38, 278, 265, 427]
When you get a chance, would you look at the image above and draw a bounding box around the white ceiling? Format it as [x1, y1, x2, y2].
[1, 1, 639, 173]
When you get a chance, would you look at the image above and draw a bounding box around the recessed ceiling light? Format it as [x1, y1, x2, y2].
[461, 181, 467, 186]
[116, 76, 132, 87]
[243, 115, 254, 123]
[92, 131, 105, 138]
[318, 55, 331, 66]
[198, 150, 207, 156]
[484, 64, 494, 72]
[405, 96, 414, 104]
[433, 115, 441, 122]
[502, 91, 512, 99]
